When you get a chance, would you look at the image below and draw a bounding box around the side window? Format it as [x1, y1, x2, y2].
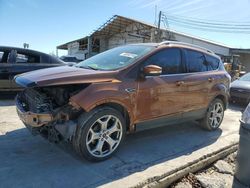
[16, 53, 40, 63]
[0, 51, 3, 62]
[186, 49, 207, 72]
[16, 54, 28, 63]
[144, 48, 182, 74]
[205, 55, 219, 71]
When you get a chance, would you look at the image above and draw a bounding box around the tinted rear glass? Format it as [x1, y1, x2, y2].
[205, 54, 219, 70]
[186, 49, 206, 72]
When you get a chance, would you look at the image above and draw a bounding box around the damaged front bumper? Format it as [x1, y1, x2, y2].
[16, 99, 54, 127]
[16, 94, 78, 142]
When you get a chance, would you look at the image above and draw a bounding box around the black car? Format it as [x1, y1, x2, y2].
[0, 46, 65, 91]
[230, 72, 250, 104]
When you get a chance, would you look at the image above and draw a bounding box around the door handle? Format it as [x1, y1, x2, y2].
[208, 77, 215, 82]
[125, 88, 136, 93]
[176, 81, 185, 86]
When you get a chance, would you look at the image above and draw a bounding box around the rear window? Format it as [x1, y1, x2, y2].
[16, 53, 40, 63]
[205, 54, 219, 70]
[186, 49, 207, 72]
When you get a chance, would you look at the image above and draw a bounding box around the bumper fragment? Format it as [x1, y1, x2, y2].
[16, 98, 54, 127]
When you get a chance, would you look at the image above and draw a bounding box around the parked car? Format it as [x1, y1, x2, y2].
[15, 41, 230, 161]
[230, 72, 250, 104]
[0, 46, 65, 91]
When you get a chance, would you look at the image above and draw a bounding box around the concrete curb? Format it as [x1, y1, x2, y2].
[145, 144, 238, 188]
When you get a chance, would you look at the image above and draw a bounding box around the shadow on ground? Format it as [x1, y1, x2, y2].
[0, 122, 222, 187]
[0, 102, 243, 188]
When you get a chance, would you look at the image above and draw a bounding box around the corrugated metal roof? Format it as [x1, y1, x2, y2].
[57, 14, 232, 50]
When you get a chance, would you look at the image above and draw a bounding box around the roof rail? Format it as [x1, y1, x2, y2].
[159, 41, 215, 54]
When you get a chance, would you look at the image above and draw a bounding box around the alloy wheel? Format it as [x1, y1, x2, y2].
[86, 115, 123, 158]
[209, 102, 224, 128]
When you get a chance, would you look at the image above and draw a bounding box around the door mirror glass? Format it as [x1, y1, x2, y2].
[143, 65, 162, 76]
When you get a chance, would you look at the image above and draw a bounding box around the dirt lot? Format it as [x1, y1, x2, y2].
[0, 98, 244, 188]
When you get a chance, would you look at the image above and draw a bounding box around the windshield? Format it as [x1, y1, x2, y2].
[75, 45, 155, 71]
[239, 73, 250, 81]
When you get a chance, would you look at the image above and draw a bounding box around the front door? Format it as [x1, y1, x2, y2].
[136, 48, 187, 122]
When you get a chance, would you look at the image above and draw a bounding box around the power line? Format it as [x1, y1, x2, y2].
[164, 15, 250, 28]
[162, 12, 250, 24]
[167, 21, 250, 33]
[166, 18, 250, 30]
[160, 12, 250, 34]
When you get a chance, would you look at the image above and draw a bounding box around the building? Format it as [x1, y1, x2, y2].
[57, 15, 250, 71]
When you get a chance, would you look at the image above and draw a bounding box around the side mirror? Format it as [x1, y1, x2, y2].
[143, 65, 162, 76]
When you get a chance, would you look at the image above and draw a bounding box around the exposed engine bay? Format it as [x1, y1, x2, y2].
[16, 84, 89, 142]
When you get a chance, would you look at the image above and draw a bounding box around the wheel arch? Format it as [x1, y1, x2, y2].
[213, 94, 228, 109]
[97, 102, 131, 131]
[209, 82, 229, 110]
[76, 99, 134, 132]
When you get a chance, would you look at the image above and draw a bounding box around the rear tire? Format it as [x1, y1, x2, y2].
[200, 99, 225, 131]
[72, 106, 126, 162]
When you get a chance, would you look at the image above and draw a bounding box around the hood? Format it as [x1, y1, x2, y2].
[230, 80, 250, 90]
[15, 66, 119, 87]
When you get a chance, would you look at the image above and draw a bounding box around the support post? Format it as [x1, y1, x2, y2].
[87, 36, 92, 58]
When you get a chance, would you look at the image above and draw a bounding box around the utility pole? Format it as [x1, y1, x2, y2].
[157, 11, 162, 42]
[23, 43, 29, 49]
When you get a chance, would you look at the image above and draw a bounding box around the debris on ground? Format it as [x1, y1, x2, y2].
[214, 160, 234, 175]
[196, 172, 233, 188]
[172, 173, 202, 188]
[171, 152, 248, 188]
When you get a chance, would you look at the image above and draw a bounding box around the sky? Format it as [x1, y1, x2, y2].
[0, 0, 250, 56]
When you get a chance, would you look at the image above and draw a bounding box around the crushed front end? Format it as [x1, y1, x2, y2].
[16, 86, 85, 142]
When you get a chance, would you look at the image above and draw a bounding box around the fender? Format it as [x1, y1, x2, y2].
[69, 82, 137, 125]
[209, 82, 229, 108]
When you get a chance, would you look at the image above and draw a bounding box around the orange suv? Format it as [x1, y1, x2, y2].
[15, 41, 231, 161]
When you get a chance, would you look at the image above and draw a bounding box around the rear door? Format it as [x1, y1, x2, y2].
[182, 49, 215, 114]
[204, 54, 222, 102]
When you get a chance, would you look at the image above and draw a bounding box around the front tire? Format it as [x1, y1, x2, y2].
[200, 99, 225, 131]
[73, 107, 126, 162]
